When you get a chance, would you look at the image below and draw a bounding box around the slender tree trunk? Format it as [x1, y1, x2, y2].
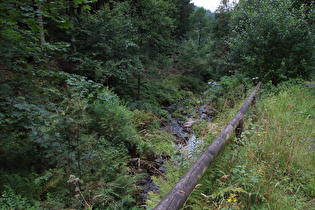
[37, 3, 45, 50]
[137, 39, 144, 101]
[71, 25, 77, 52]
[69, 2, 77, 52]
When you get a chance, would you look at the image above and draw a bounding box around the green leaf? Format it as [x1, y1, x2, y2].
[14, 104, 24, 110]
[82, 5, 91, 10]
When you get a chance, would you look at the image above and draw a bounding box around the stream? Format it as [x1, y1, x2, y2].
[129, 97, 216, 204]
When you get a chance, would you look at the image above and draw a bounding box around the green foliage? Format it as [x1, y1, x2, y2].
[0, 0, 72, 65]
[69, 0, 177, 100]
[176, 6, 223, 80]
[121, 75, 189, 116]
[205, 74, 253, 110]
[182, 97, 201, 107]
[169, 0, 195, 38]
[229, 0, 314, 84]
[132, 108, 178, 157]
[132, 0, 176, 58]
[90, 100, 138, 149]
[189, 7, 212, 46]
[146, 157, 190, 209]
[140, 79, 181, 107]
[0, 190, 40, 209]
[179, 75, 207, 92]
[137, 129, 178, 157]
[177, 38, 212, 78]
[185, 83, 315, 209]
[208, 0, 235, 79]
[0, 67, 143, 208]
[69, 2, 139, 82]
[132, 109, 160, 130]
[0, 171, 42, 202]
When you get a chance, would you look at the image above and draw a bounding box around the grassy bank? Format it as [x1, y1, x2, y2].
[148, 83, 315, 209]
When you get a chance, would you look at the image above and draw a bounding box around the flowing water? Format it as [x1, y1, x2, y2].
[130, 97, 216, 204]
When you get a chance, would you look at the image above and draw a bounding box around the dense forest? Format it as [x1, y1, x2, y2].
[0, 0, 314, 209]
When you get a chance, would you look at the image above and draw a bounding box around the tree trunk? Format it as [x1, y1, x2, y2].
[70, 3, 77, 52]
[37, 3, 45, 50]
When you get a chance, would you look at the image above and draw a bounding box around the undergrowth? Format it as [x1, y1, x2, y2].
[0, 67, 144, 209]
[187, 83, 315, 209]
[147, 81, 315, 209]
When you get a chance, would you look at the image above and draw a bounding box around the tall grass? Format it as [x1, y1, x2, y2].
[186, 84, 315, 209]
[147, 83, 314, 209]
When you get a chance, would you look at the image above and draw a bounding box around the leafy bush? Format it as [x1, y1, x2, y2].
[0, 190, 40, 209]
[177, 37, 212, 79]
[178, 75, 206, 92]
[0, 68, 143, 208]
[123, 75, 189, 116]
[229, 0, 314, 84]
[69, 3, 140, 83]
[205, 74, 252, 110]
[132, 109, 160, 130]
[90, 100, 138, 149]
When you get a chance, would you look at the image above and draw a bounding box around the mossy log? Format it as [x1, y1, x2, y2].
[154, 82, 262, 210]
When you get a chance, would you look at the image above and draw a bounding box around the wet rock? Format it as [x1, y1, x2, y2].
[200, 105, 208, 113]
[199, 105, 215, 116]
[208, 81, 217, 86]
[184, 127, 193, 133]
[208, 110, 215, 116]
[158, 166, 166, 173]
[200, 113, 208, 120]
[140, 176, 160, 204]
[135, 168, 147, 174]
[155, 158, 163, 165]
[178, 120, 185, 125]
[183, 121, 195, 128]
[128, 158, 139, 164]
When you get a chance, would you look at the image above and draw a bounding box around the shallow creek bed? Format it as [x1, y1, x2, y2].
[128, 98, 217, 204]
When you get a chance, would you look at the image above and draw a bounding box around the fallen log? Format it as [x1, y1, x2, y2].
[154, 82, 262, 210]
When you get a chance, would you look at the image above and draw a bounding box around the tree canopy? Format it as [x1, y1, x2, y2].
[228, 0, 314, 84]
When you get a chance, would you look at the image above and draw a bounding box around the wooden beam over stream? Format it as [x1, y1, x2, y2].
[154, 82, 262, 210]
